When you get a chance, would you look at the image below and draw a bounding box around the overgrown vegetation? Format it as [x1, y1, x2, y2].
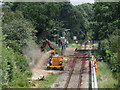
[90, 2, 120, 88]
[1, 2, 93, 88]
[97, 62, 118, 88]
[2, 43, 31, 88]
[1, 1, 119, 89]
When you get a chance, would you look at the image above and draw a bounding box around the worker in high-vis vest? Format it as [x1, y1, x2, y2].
[93, 58, 97, 73]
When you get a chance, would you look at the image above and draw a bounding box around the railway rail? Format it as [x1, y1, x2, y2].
[64, 48, 90, 88]
[51, 43, 98, 89]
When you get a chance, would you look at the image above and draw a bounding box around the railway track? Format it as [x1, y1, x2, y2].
[64, 48, 90, 89]
[51, 43, 95, 89]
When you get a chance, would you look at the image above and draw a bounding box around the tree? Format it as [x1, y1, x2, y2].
[8, 2, 60, 40]
[92, 2, 119, 40]
[92, 2, 120, 86]
[2, 19, 37, 52]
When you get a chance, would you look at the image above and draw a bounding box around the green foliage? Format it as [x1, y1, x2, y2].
[38, 73, 58, 88]
[5, 2, 94, 42]
[2, 44, 29, 88]
[2, 2, 109, 88]
[2, 19, 37, 52]
[101, 34, 120, 72]
[97, 62, 118, 88]
[91, 2, 120, 73]
[91, 2, 120, 86]
[94, 31, 120, 87]
[9, 73, 29, 87]
[2, 11, 35, 88]
[0, 24, 2, 90]
[14, 52, 28, 72]
[2, 10, 24, 24]
[58, 3, 94, 41]
[91, 2, 120, 40]
[7, 2, 60, 40]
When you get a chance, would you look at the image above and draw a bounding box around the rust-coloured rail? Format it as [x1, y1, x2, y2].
[77, 54, 86, 88]
[64, 58, 77, 88]
[64, 48, 90, 89]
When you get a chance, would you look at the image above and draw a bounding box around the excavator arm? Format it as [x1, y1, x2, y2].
[41, 39, 54, 52]
[41, 39, 64, 70]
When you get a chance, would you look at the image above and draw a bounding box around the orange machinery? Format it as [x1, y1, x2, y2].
[41, 39, 64, 70]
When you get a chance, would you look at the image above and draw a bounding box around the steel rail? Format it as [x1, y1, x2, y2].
[77, 58, 85, 88]
[64, 43, 91, 89]
[64, 58, 77, 88]
[77, 50, 90, 88]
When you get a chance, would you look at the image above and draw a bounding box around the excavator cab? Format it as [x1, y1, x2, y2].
[41, 39, 64, 70]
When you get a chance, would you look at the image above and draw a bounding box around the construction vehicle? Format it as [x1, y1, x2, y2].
[41, 39, 64, 70]
[58, 37, 69, 47]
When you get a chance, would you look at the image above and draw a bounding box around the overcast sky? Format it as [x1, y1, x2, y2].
[70, 0, 94, 5]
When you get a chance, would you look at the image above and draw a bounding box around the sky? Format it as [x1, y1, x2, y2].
[0, 0, 95, 6]
[70, 0, 94, 5]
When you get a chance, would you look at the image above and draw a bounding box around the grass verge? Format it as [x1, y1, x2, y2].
[37, 73, 59, 88]
[97, 61, 118, 88]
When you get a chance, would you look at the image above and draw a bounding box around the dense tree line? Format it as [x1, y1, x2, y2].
[1, 2, 93, 88]
[90, 2, 120, 87]
[3, 2, 93, 42]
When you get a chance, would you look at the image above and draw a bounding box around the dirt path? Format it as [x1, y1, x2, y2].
[63, 47, 76, 56]
[31, 51, 60, 80]
[30, 46, 76, 80]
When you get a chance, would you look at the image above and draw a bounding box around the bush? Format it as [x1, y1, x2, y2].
[2, 44, 30, 88]
[101, 34, 120, 72]
[96, 33, 120, 87]
[97, 62, 118, 88]
[2, 19, 37, 52]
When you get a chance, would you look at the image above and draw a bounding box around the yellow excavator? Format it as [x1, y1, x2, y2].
[41, 39, 64, 70]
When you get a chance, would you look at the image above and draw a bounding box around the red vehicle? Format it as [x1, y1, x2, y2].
[58, 37, 69, 47]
